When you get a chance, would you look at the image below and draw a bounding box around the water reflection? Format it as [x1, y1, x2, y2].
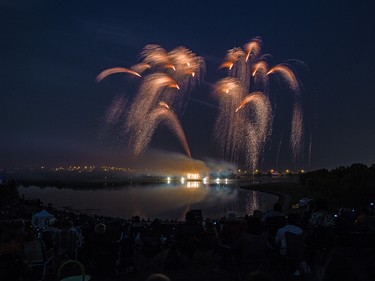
[18, 181, 278, 220]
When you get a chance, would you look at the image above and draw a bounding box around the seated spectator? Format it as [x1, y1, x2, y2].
[41, 220, 58, 251]
[262, 203, 284, 223]
[246, 214, 264, 235]
[175, 210, 205, 258]
[201, 218, 218, 251]
[275, 212, 303, 256]
[87, 222, 114, 276]
[54, 219, 80, 259]
[128, 215, 146, 244]
[307, 199, 334, 228]
[218, 211, 244, 268]
[0, 222, 31, 280]
[138, 219, 164, 259]
[262, 203, 285, 245]
[306, 198, 335, 250]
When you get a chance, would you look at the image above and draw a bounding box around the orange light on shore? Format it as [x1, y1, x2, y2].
[187, 173, 200, 180]
[187, 181, 200, 188]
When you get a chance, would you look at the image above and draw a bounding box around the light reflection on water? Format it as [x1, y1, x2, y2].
[18, 181, 278, 220]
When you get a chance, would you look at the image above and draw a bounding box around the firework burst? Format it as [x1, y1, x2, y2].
[213, 37, 304, 171]
[97, 44, 205, 157]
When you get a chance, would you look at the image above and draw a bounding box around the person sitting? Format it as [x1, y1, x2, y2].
[41, 220, 58, 251]
[138, 219, 164, 260]
[87, 223, 114, 276]
[128, 215, 146, 246]
[263, 204, 286, 249]
[0, 222, 31, 280]
[275, 212, 305, 277]
[175, 211, 205, 259]
[274, 212, 303, 256]
[217, 211, 244, 269]
[262, 203, 284, 223]
[307, 199, 334, 229]
[54, 219, 80, 260]
[306, 198, 335, 251]
[245, 214, 264, 235]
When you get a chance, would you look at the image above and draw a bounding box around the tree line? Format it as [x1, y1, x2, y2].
[300, 163, 375, 207]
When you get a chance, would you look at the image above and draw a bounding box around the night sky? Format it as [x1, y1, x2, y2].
[1, 0, 374, 172]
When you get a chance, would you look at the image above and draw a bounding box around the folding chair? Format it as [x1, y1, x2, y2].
[54, 229, 79, 261]
[115, 234, 136, 275]
[57, 259, 91, 281]
[23, 240, 54, 281]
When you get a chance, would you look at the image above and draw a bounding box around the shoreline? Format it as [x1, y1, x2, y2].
[240, 184, 292, 212]
[13, 180, 300, 222]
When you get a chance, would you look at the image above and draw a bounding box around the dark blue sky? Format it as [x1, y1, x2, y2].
[1, 0, 374, 171]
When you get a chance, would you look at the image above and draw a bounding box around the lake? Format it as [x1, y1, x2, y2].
[18, 180, 278, 220]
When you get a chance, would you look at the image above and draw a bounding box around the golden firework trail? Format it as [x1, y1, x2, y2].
[159, 101, 170, 109]
[252, 61, 268, 77]
[244, 37, 262, 62]
[130, 63, 151, 75]
[96, 67, 141, 82]
[267, 64, 300, 92]
[235, 92, 264, 112]
[132, 107, 191, 158]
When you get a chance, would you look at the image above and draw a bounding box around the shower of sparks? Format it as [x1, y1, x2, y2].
[213, 78, 245, 162]
[131, 107, 191, 158]
[213, 36, 304, 171]
[97, 44, 205, 157]
[104, 95, 127, 125]
[96, 37, 305, 169]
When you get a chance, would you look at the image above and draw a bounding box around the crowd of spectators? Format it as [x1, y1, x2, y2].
[1, 193, 375, 280]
